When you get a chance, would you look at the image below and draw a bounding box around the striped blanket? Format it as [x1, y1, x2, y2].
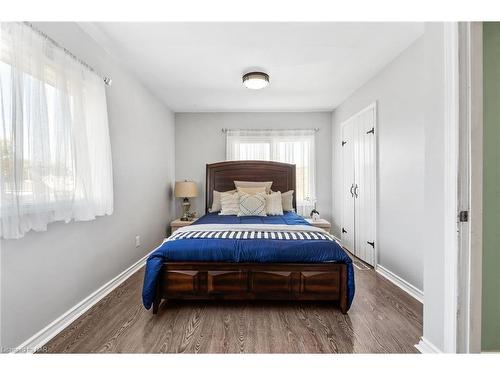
[167, 224, 338, 242]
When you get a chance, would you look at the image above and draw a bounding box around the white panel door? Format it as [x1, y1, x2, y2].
[341, 120, 356, 252]
[353, 105, 376, 266]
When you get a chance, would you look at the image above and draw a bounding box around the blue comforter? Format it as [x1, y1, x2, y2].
[142, 212, 355, 310]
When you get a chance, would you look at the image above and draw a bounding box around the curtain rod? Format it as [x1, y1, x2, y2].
[222, 128, 320, 133]
[22, 22, 112, 87]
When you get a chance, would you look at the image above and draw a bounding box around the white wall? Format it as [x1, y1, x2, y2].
[175, 112, 332, 222]
[331, 35, 426, 291]
[332, 23, 449, 352]
[0, 23, 176, 349]
[421, 22, 446, 352]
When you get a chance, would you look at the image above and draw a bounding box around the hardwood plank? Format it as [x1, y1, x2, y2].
[40, 263, 422, 353]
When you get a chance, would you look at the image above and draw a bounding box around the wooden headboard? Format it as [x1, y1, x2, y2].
[205, 160, 296, 213]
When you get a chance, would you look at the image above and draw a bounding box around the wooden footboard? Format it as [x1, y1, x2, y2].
[152, 262, 349, 314]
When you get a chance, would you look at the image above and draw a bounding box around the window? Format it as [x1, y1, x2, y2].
[226, 129, 316, 216]
[0, 22, 113, 239]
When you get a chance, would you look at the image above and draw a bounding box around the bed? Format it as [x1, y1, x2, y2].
[142, 160, 355, 314]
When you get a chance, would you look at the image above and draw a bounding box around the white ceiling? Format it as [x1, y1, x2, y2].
[81, 22, 425, 112]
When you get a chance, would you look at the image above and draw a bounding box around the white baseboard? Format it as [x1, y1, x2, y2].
[376, 264, 424, 303]
[415, 337, 443, 353]
[13, 252, 150, 354]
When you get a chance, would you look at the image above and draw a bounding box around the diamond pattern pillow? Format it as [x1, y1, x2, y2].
[237, 192, 267, 217]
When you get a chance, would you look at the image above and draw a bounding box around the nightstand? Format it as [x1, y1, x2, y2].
[170, 218, 198, 234]
[305, 218, 331, 233]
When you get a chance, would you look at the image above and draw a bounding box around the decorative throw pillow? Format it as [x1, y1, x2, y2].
[234, 180, 273, 193]
[210, 189, 236, 212]
[265, 191, 283, 216]
[236, 186, 267, 195]
[237, 192, 267, 217]
[219, 191, 239, 215]
[281, 190, 294, 212]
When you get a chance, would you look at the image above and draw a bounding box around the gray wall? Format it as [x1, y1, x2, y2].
[0, 23, 176, 349]
[331, 35, 426, 291]
[175, 112, 332, 222]
[332, 23, 448, 352]
[421, 22, 446, 352]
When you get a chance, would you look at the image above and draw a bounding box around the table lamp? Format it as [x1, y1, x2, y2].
[174, 180, 198, 221]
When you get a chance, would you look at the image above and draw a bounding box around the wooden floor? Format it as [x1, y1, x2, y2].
[41, 261, 422, 353]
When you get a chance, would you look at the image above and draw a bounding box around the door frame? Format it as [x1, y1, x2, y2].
[442, 21, 460, 354]
[456, 21, 483, 353]
[442, 21, 483, 354]
[340, 102, 378, 268]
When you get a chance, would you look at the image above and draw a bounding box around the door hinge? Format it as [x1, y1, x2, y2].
[366, 127, 375, 135]
[459, 210, 469, 222]
[367, 241, 375, 248]
[342, 140, 347, 146]
[342, 227, 347, 234]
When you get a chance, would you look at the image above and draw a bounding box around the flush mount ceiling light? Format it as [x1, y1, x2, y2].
[242, 71, 269, 89]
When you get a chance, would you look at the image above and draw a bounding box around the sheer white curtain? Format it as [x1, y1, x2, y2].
[0, 23, 113, 239]
[226, 129, 316, 216]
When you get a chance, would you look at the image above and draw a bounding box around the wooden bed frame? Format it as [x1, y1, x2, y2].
[153, 160, 349, 314]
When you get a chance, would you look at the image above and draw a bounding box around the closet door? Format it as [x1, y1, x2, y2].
[341, 120, 355, 252]
[353, 105, 376, 266]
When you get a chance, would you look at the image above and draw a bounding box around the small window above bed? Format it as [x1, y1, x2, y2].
[225, 129, 316, 216]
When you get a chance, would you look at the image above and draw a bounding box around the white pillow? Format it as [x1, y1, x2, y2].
[236, 186, 267, 195]
[219, 191, 239, 215]
[265, 191, 283, 216]
[281, 190, 294, 212]
[210, 189, 236, 212]
[238, 192, 267, 217]
[234, 181, 273, 193]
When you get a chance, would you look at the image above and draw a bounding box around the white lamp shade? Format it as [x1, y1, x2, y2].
[174, 181, 198, 198]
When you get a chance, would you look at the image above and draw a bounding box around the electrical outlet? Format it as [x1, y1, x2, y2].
[135, 235, 141, 247]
